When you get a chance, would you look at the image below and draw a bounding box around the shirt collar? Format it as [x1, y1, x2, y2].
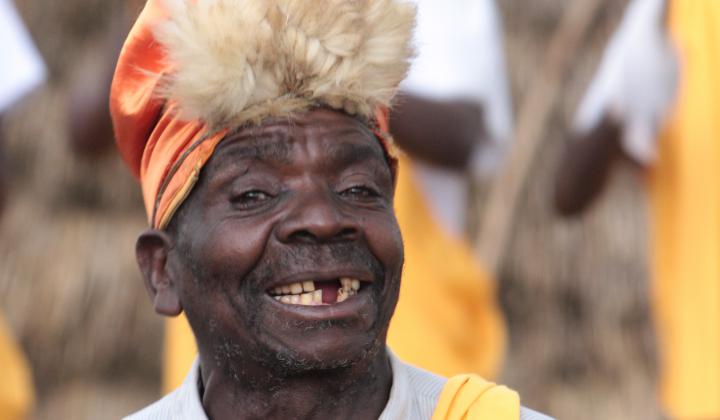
[378, 349, 412, 419]
[177, 358, 208, 419]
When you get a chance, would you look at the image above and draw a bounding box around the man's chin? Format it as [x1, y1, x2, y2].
[257, 332, 385, 376]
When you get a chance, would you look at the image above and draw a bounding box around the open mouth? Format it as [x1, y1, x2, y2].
[268, 278, 363, 306]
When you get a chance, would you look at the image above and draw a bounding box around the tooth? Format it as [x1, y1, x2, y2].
[274, 296, 282, 301]
[274, 287, 282, 295]
[337, 288, 349, 303]
[290, 282, 303, 295]
[290, 295, 300, 304]
[302, 281, 315, 292]
[340, 278, 352, 289]
[313, 290, 322, 304]
[300, 292, 313, 305]
[282, 285, 291, 294]
[280, 296, 292, 303]
[351, 279, 360, 291]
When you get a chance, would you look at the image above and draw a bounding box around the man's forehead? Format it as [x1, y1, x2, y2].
[209, 112, 387, 169]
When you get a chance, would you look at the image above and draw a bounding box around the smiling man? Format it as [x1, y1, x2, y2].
[110, 0, 550, 419]
[143, 109, 405, 419]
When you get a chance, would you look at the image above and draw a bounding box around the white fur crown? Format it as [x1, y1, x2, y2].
[155, 0, 416, 129]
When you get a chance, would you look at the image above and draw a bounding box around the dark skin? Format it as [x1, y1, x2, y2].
[554, 114, 625, 216]
[67, 60, 117, 157]
[136, 108, 404, 420]
[389, 93, 486, 170]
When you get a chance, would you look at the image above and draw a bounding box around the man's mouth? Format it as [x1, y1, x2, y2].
[268, 278, 363, 306]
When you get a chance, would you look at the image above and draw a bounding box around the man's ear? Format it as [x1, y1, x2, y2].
[136, 229, 182, 317]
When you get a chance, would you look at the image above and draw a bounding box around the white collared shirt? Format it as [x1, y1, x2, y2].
[125, 351, 552, 420]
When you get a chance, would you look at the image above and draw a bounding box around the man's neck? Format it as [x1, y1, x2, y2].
[198, 349, 393, 420]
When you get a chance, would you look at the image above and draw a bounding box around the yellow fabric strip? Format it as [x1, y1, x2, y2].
[388, 157, 506, 379]
[431, 374, 519, 420]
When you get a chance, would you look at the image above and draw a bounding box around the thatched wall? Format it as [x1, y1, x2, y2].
[0, 0, 660, 419]
[1, 1, 161, 418]
[495, 0, 660, 418]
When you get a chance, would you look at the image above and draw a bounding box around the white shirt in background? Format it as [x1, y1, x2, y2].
[401, 0, 512, 239]
[0, 0, 46, 113]
[574, 0, 677, 165]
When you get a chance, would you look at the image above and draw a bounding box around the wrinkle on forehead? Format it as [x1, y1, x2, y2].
[208, 118, 384, 174]
[213, 131, 294, 166]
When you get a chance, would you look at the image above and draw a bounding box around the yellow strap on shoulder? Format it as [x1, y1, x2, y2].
[432, 374, 519, 420]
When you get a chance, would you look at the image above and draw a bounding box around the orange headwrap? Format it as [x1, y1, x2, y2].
[110, 0, 410, 229]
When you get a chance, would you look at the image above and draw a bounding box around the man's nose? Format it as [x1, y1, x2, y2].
[275, 187, 360, 244]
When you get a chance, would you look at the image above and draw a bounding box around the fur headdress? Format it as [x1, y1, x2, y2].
[156, 0, 415, 129]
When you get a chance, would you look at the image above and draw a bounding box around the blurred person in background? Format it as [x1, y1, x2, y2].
[386, 0, 513, 379]
[0, 0, 45, 417]
[554, 0, 720, 418]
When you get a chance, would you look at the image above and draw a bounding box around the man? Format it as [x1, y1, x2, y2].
[162, 0, 511, 388]
[63, 0, 508, 389]
[555, 0, 720, 418]
[111, 0, 551, 418]
[0, 0, 45, 417]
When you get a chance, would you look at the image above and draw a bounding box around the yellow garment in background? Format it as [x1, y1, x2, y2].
[650, 1, 720, 417]
[164, 316, 196, 393]
[432, 374, 519, 420]
[388, 157, 506, 378]
[163, 157, 506, 390]
[0, 313, 33, 420]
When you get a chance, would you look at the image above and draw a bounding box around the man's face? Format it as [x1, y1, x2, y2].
[167, 108, 403, 375]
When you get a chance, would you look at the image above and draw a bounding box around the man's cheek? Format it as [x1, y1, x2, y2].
[369, 219, 403, 270]
[203, 223, 270, 276]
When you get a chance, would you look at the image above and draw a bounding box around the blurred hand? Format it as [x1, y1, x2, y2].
[66, 66, 115, 157]
[574, 0, 678, 165]
[67, 4, 134, 158]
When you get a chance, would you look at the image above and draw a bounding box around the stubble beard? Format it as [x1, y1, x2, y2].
[186, 240, 400, 383]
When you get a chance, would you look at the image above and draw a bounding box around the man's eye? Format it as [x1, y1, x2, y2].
[231, 190, 273, 209]
[341, 185, 380, 199]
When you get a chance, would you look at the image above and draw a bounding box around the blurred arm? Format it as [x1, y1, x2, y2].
[554, 0, 677, 217]
[389, 94, 486, 170]
[396, 0, 512, 172]
[66, 8, 132, 157]
[554, 114, 623, 216]
[66, 63, 116, 156]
